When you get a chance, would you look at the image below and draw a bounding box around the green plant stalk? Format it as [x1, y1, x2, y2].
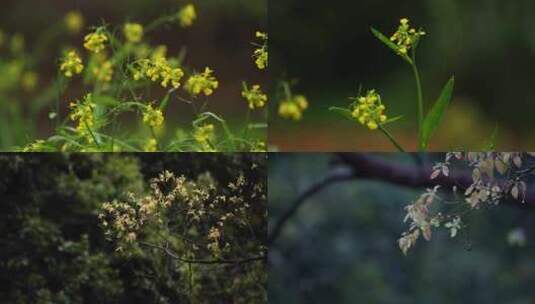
[410, 51, 425, 150]
[378, 125, 405, 152]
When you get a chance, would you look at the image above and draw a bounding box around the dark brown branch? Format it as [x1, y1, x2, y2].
[138, 241, 265, 265]
[268, 153, 535, 245]
[267, 168, 356, 245]
[335, 153, 535, 207]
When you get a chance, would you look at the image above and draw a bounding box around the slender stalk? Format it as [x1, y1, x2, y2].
[378, 125, 405, 152]
[410, 50, 424, 150]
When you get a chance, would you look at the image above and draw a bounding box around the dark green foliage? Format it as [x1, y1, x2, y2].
[0, 153, 266, 303]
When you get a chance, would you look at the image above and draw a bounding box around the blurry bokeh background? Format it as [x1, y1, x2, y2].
[269, 0, 535, 151]
[0, 0, 266, 148]
[269, 154, 535, 303]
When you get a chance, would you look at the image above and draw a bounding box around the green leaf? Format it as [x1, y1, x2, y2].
[328, 106, 353, 121]
[370, 27, 412, 63]
[420, 77, 455, 149]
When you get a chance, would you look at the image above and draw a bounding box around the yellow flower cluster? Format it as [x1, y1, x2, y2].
[178, 4, 197, 27]
[144, 138, 158, 152]
[60, 50, 84, 78]
[133, 57, 184, 89]
[69, 94, 96, 140]
[92, 54, 114, 82]
[390, 18, 426, 55]
[123, 23, 144, 43]
[194, 124, 215, 151]
[351, 90, 387, 130]
[64, 11, 84, 34]
[278, 95, 309, 121]
[242, 84, 267, 109]
[143, 104, 164, 128]
[254, 31, 268, 70]
[185, 67, 219, 96]
[84, 31, 108, 53]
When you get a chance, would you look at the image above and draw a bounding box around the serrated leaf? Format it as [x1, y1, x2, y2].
[370, 27, 412, 63]
[420, 76, 455, 149]
[329, 106, 354, 121]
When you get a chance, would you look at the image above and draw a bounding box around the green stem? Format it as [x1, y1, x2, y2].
[378, 125, 405, 152]
[410, 51, 424, 150]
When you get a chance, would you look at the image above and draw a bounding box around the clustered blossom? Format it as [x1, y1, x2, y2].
[178, 4, 197, 28]
[242, 84, 267, 109]
[133, 57, 184, 89]
[400, 152, 533, 255]
[390, 18, 426, 55]
[123, 23, 144, 43]
[142, 104, 164, 128]
[278, 95, 309, 121]
[194, 124, 216, 152]
[351, 90, 387, 130]
[92, 53, 114, 83]
[84, 31, 108, 53]
[185, 67, 219, 96]
[253, 31, 268, 70]
[60, 50, 84, 78]
[69, 94, 96, 141]
[98, 169, 266, 259]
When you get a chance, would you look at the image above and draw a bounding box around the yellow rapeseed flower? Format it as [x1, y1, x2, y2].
[84, 31, 108, 53]
[278, 95, 308, 121]
[242, 84, 267, 109]
[194, 124, 215, 152]
[390, 18, 426, 55]
[253, 31, 268, 70]
[178, 4, 197, 27]
[93, 60, 114, 82]
[60, 50, 84, 78]
[65, 11, 84, 34]
[123, 23, 144, 43]
[144, 138, 158, 152]
[70, 94, 96, 141]
[351, 90, 387, 130]
[185, 67, 219, 97]
[133, 57, 184, 89]
[143, 104, 164, 128]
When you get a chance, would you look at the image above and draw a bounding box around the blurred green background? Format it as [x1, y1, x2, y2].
[269, 154, 535, 303]
[0, 0, 266, 149]
[269, 0, 535, 151]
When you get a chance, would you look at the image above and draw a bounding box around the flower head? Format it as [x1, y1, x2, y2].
[178, 4, 197, 27]
[65, 11, 84, 34]
[133, 57, 184, 89]
[123, 23, 144, 43]
[278, 95, 308, 121]
[144, 138, 158, 152]
[84, 31, 108, 53]
[194, 124, 216, 152]
[253, 31, 268, 70]
[390, 18, 426, 55]
[242, 84, 267, 109]
[185, 67, 219, 96]
[60, 50, 84, 78]
[351, 90, 387, 130]
[143, 104, 164, 128]
[69, 94, 96, 141]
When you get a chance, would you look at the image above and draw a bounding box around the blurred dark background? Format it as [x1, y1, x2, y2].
[269, 154, 535, 303]
[269, 0, 535, 151]
[0, 0, 266, 147]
